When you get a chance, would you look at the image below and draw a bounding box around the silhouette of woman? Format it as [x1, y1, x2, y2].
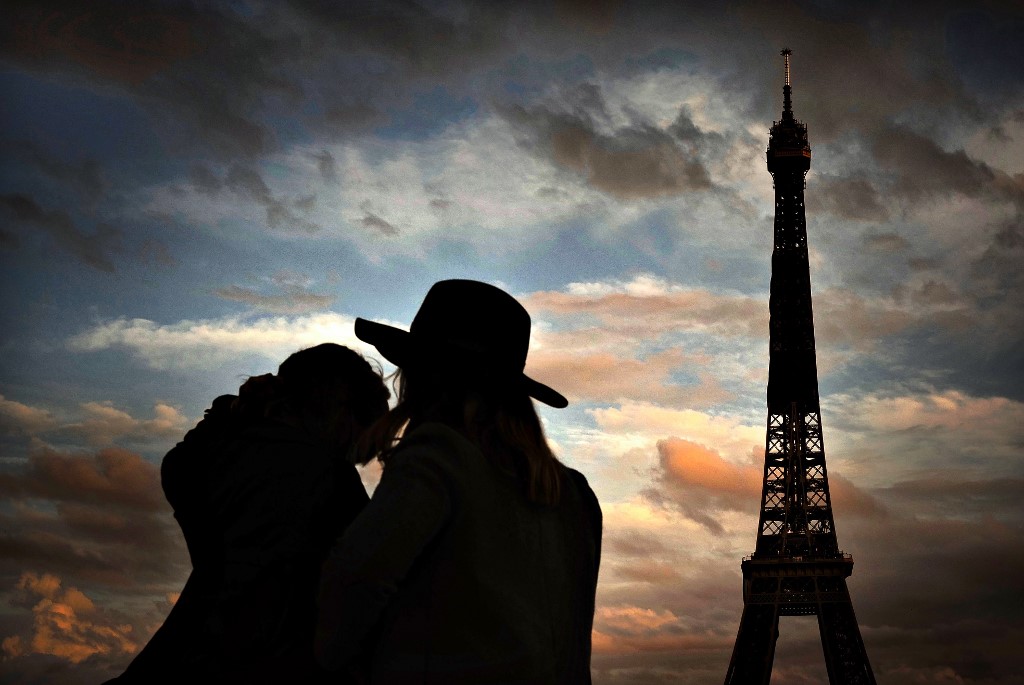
[105, 343, 389, 685]
[315, 280, 603, 684]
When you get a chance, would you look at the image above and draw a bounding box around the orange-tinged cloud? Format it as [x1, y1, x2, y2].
[611, 559, 682, 585]
[833, 389, 1024, 434]
[17, 571, 63, 600]
[13, 447, 164, 511]
[522, 276, 983, 381]
[0, 444, 188, 597]
[591, 605, 729, 655]
[1, 635, 24, 658]
[4, 572, 137, 664]
[824, 388, 1024, 481]
[648, 438, 761, 535]
[525, 280, 765, 339]
[589, 402, 763, 464]
[0, 393, 189, 448]
[813, 288, 920, 350]
[592, 630, 729, 654]
[528, 347, 731, 407]
[0, 394, 58, 435]
[67, 401, 189, 444]
[650, 438, 884, 534]
[659, 438, 762, 497]
[595, 605, 679, 634]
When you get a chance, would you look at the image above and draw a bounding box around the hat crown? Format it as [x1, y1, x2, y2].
[353, 279, 567, 407]
[410, 280, 530, 372]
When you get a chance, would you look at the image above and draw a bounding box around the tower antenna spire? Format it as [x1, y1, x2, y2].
[781, 48, 794, 118]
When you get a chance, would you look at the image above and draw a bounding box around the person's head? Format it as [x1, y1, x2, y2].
[355, 279, 567, 504]
[235, 343, 390, 455]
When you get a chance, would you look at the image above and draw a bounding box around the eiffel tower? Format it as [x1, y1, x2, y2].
[723, 50, 876, 685]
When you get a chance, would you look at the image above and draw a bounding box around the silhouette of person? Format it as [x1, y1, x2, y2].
[315, 280, 603, 684]
[105, 343, 390, 685]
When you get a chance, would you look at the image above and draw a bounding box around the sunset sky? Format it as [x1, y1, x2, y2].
[2, 2, 1023, 683]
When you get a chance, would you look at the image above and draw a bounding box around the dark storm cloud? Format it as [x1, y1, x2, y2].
[841, 479, 1024, 682]
[137, 238, 177, 267]
[862, 232, 909, 252]
[808, 176, 890, 222]
[0, 193, 122, 271]
[731, 1, 979, 138]
[187, 163, 223, 195]
[605, 530, 669, 558]
[185, 163, 321, 231]
[885, 477, 1024, 518]
[226, 164, 273, 204]
[987, 109, 1024, 143]
[324, 103, 384, 133]
[504, 97, 714, 199]
[5, 1, 1016, 178]
[944, 7, 1024, 97]
[212, 284, 334, 314]
[891, 279, 959, 307]
[361, 212, 400, 236]
[0, 447, 186, 591]
[5, 2, 270, 159]
[970, 217, 1024, 296]
[851, 126, 1024, 317]
[3, 1, 516, 163]
[4, 2, 277, 158]
[908, 256, 943, 271]
[873, 124, 1001, 201]
[668, 107, 727, 153]
[4, 1, 197, 85]
[312, 149, 338, 184]
[5, 141, 108, 201]
[814, 121, 1024, 391]
[288, 0, 511, 76]
[0, 446, 162, 512]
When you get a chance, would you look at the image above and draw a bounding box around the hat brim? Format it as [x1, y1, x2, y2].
[354, 317, 568, 409]
[354, 318, 413, 369]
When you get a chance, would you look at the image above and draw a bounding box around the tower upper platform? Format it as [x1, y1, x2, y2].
[767, 49, 811, 174]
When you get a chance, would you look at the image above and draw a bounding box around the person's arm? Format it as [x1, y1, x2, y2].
[209, 433, 345, 659]
[215, 437, 336, 578]
[160, 395, 238, 568]
[314, 426, 454, 672]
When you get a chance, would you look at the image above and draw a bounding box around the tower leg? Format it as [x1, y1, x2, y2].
[723, 603, 779, 685]
[817, 587, 876, 685]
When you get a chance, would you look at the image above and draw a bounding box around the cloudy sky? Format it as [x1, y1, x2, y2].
[1, 1, 1022, 683]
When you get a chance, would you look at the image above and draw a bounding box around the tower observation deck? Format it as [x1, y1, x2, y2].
[722, 49, 876, 685]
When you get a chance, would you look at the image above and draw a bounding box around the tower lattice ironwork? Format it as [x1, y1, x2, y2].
[723, 50, 876, 685]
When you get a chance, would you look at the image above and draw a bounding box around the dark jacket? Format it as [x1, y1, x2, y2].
[108, 398, 368, 684]
[316, 422, 602, 685]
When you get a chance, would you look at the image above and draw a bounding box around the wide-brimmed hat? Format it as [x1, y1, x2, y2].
[354, 279, 568, 408]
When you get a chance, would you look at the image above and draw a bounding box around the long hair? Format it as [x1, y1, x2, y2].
[365, 363, 564, 505]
